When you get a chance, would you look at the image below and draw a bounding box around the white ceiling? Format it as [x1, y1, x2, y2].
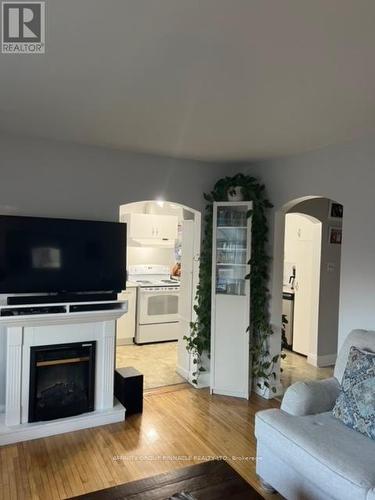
[1, 0, 375, 161]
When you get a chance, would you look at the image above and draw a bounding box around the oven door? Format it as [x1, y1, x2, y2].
[138, 289, 180, 325]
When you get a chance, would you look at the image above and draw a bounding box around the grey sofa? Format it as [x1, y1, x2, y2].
[255, 329, 375, 500]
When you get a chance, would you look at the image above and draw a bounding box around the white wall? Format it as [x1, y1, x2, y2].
[234, 133, 375, 360]
[127, 247, 175, 267]
[0, 132, 228, 407]
[0, 134, 225, 220]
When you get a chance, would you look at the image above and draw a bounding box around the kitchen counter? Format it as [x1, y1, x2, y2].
[125, 281, 139, 288]
[117, 285, 138, 345]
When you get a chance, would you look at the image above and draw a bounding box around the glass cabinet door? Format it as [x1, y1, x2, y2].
[215, 204, 250, 296]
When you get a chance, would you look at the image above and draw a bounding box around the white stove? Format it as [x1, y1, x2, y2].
[128, 264, 180, 290]
[128, 265, 180, 344]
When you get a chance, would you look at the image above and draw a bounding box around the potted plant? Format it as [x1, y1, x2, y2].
[227, 185, 244, 201]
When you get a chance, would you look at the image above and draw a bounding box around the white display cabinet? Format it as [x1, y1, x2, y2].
[210, 201, 252, 399]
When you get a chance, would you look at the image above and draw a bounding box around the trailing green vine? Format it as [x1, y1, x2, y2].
[184, 173, 284, 393]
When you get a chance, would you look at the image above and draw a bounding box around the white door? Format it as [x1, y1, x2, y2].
[177, 219, 201, 382]
[293, 239, 314, 355]
[177, 220, 194, 381]
[284, 214, 321, 357]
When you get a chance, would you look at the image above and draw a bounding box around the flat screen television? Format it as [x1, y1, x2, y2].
[0, 215, 127, 294]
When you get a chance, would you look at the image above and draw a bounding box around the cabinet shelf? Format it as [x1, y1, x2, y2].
[217, 226, 247, 230]
[217, 248, 246, 251]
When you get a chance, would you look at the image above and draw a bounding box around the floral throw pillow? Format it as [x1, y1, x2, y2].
[333, 346, 375, 440]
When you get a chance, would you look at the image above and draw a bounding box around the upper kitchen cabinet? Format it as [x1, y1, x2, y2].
[121, 213, 178, 246]
[153, 214, 178, 240]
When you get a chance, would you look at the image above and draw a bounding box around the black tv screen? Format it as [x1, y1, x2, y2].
[0, 215, 127, 293]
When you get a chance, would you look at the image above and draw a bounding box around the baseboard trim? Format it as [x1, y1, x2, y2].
[175, 367, 210, 389]
[318, 353, 337, 367]
[196, 372, 210, 389]
[0, 401, 125, 446]
[176, 365, 189, 381]
[253, 380, 283, 400]
[307, 353, 337, 367]
[211, 388, 248, 399]
[116, 338, 134, 346]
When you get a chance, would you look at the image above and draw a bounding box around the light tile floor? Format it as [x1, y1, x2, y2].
[116, 342, 333, 393]
[116, 341, 185, 389]
[281, 349, 334, 392]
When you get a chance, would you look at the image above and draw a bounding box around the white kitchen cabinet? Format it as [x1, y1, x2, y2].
[116, 287, 137, 345]
[153, 214, 178, 240]
[121, 213, 178, 242]
[210, 201, 252, 399]
[124, 214, 154, 239]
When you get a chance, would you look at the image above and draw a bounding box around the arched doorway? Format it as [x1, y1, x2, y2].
[116, 200, 201, 390]
[272, 196, 343, 394]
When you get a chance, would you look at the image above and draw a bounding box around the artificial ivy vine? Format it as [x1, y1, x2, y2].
[184, 173, 284, 393]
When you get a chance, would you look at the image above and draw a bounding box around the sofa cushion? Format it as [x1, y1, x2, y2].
[255, 409, 375, 499]
[333, 346, 375, 440]
[281, 377, 340, 416]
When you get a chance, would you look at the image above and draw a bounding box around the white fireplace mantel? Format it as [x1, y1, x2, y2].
[0, 300, 127, 446]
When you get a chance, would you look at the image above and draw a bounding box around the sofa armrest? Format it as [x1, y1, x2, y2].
[280, 377, 340, 416]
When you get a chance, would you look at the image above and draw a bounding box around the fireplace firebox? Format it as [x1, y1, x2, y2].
[29, 341, 96, 422]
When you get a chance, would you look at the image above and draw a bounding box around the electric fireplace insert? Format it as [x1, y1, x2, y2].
[29, 341, 96, 422]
